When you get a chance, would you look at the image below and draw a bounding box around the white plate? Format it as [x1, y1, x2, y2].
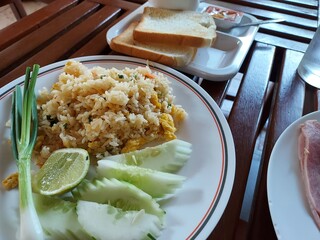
[267, 111, 320, 239]
[0, 55, 235, 240]
[106, 2, 258, 82]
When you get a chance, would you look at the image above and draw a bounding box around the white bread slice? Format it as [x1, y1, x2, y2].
[110, 21, 197, 67]
[133, 7, 217, 48]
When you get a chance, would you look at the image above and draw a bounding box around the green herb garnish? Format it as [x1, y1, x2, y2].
[11, 64, 44, 240]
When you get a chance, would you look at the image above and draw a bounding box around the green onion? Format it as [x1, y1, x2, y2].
[147, 233, 156, 240]
[11, 64, 44, 240]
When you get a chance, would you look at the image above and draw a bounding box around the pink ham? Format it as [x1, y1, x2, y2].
[299, 120, 320, 228]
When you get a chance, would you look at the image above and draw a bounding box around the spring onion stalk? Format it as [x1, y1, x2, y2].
[11, 65, 44, 240]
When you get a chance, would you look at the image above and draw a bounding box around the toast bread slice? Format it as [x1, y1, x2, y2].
[110, 21, 197, 67]
[133, 7, 217, 48]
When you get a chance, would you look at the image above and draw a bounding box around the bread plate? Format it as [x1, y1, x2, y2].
[106, 1, 259, 81]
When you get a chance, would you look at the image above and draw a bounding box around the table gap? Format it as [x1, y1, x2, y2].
[239, 119, 268, 222]
[221, 73, 242, 117]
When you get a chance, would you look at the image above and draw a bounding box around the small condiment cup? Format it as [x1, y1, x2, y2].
[148, 0, 200, 11]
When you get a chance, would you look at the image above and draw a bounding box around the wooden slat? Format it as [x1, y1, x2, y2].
[210, 0, 316, 51]
[211, 0, 318, 30]
[272, 0, 318, 8]
[0, 1, 100, 77]
[120, 0, 147, 4]
[90, 0, 141, 10]
[200, 80, 230, 106]
[303, 84, 319, 114]
[0, 0, 78, 51]
[255, 32, 308, 52]
[220, 0, 318, 19]
[248, 49, 306, 240]
[258, 24, 316, 43]
[71, 0, 140, 57]
[0, 4, 122, 88]
[208, 41, 275, 240]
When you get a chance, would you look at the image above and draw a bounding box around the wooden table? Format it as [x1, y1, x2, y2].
[0, 0, 318, 239]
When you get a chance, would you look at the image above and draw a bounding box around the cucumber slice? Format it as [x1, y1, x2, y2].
[100, 139, 192, 173]
[77, 201, 163, 240]
[72, 178, 165, 220]
[97, 160, 186, 198]
[41, 229, 85, 240]
[33, 194, 91, 240]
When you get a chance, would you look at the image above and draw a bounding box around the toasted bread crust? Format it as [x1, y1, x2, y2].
[133, 31, 213, 48]
[110, 22, 197, 67]
[133, 7, 216, 48]
[110, 39, 178, 66]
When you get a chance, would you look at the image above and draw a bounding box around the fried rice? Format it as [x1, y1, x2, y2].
[34, 60, 187, 166]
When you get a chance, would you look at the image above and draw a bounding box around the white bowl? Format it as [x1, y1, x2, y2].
[148, 0, 200, 11]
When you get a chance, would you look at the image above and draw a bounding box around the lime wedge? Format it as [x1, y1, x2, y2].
[32, 148, 90, 195]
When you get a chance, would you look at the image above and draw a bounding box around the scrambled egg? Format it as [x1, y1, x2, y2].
[121, 138, 147, 153]
[2, 172, 18, 190]
[150, 94, 162, 109]
[160, 113, 177, 141]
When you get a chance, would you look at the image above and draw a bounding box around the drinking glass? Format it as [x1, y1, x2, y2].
[297, 25, 320, 88]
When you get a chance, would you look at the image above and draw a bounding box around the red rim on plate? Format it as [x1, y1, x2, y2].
[0, 55, 235, 239]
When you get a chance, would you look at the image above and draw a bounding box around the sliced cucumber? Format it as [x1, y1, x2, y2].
[77, 201, 163, 240]
[72, 177, 165, 220]
[97, 160, 186, 198]
[41, 229, 85, 240]
[99, 139, 192, 173]
[33, 194, 91, 240]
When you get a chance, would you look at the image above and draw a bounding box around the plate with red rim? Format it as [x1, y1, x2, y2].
[267, 110, 320, 240]
[0, 55, 235, 239]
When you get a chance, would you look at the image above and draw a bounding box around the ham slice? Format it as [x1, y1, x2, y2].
[299, 120, 320, 228]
